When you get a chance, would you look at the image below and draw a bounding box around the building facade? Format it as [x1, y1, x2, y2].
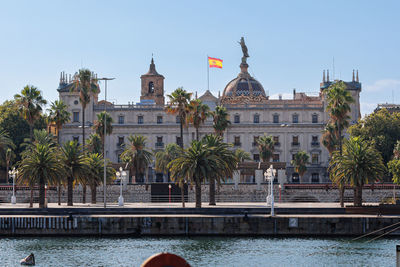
[58, 56, 361, 184]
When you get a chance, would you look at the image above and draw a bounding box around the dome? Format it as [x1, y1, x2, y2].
[221, 64, 268, 104]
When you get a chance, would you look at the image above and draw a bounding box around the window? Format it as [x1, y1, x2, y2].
[157, 116, 163, 124]
[156, 136, 164, 148]
[234, 115, 240, 124]
[176, 136, 182, 146]
[253, 114, 260, 123]
[273, 154, 280, 162]
[312, 153, 319, 164]
[312, 135, 319, 146]
[234, 136, 241, 146]
[292, 136, 299, 146]
[311, 173, 320, 183]
[312, 114, 318, 123]
[117, 136, 124, 147]
[273, 136, 280, 146]
[292, 173, 299, 183]
[273, 114, 279, 123]
[118, 115, 125, 124]
[253, 154, 260, 162]
[292, 114, 299, 123]
[138, 115, 144, 124]
[176, 116, 180, 124]
[148, 81, 154, 94]
[73, 112, 79, 122]
[253, 136, 259, 146]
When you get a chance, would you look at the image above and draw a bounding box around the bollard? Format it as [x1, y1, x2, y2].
[397, 245, 400, 267]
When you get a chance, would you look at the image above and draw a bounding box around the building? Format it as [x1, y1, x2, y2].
[57, 53, 361, 184]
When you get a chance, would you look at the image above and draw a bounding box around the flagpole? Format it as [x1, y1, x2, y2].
[207, 55, 209, 91]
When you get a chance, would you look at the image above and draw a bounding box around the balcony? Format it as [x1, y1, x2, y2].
[155, 142, 164, 148]
[252, 142, 258, 147]
[291, 142, 300, 147]
[233, 142, 241, 147]
[274, 142, 280, 147]
[116, 143, 124, 149]
[311, 141, 320, 146]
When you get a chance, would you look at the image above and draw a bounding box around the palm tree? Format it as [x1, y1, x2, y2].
[325, 81, 354, 207]
[92, 111, 113, 155]
[291, 151, 309, 183]
[60, 141, 87, 206]
[166, 87, 192, 147]
[14, 85, 47, 141]
[18, 143, 64, 208]
[257, 135, 275, 162]
[211, 105, 231, 137]
[48, 100, 70, 144]
[187, 99, 210, 141]
[321, 123, 339, 157]
[155, 143, 181, 177]
[121, 135, 153, 184]
[169, 140, 217, 208]
[234, 148, 251, 163]
[85, 153, 115, 204]
[87, 133, 103, 154]
[69, 69, 99, 152]
[202, 134, 237, 205]
[330, 137, 385, 206]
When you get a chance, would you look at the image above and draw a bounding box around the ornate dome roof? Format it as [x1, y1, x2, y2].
[221, 64, 268, 104]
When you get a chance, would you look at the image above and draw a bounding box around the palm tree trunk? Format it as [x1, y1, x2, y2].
[38, 177, 45, 208]
[82, 108, 85, 151]
[209, 176, 216, 205]
[57, 184, 61, 205]
[57, 126, 60, 145]
[338, 123, 345, 207]
[179, 118, 184, 148]
[340, 186, 344, 208]
[6, 162, 9, 183]
[196, 127, 199, 141]
[91, 183, 97, 204]
[82, 184, 87, 204]
[67, 176, 73, 206]
[179, 117, 186, 208]
[354, 185, 363, 207]
[29, 124, 33, 142]
[29, 185, 33, 208]
[195, 179, 201, 208]
[181, 184, 185, 208]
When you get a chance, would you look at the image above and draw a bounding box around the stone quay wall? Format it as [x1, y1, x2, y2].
[0, 215, 399, 237]
[0, 184, 397, 204]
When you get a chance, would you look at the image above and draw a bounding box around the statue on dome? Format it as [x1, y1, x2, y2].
[238, 37, 249, 64]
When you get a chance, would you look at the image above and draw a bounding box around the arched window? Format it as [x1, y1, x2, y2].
[148, 81, 155, 94]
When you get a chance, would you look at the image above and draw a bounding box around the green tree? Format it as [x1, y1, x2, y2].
[331, 137, 386, 206]
[61, 141, 87, 206]
[202, 134, 237, 206]
[211, 105, 231, 137]
[187, 99, 210, 141]
[48, 100, 70, 144]
[92, 111, 113, 154]
[155, 143, 181, 176]
[321, 123, 339, 157]
[87, 133, 103, 154]
[169, 140, 217, 208]
[5, 148, 15, 183]
[14, 85, 47, 141]
[18, 142, 64, 208]
[69, 69, 99, 152]
[291, 151, 309, 183]
[166, 87, 192, 147]
[121, 135, 153, 184]
[257, 135, 275, 162]
[234, 148, 251, 163]
[85, 153, 115, 204]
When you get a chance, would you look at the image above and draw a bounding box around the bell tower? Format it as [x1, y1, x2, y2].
[140, 57, 165, 105]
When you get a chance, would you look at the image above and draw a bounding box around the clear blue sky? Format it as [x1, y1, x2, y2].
[0, 0, 399, 116]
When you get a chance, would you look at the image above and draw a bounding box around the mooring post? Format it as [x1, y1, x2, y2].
[397, 245, 400, 267]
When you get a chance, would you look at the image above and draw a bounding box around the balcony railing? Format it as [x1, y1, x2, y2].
[155, 142, 164, 148]
[252, 142, 258, 147]
[233, 142, 241, 147]
[311, 141, 320, 146]
[291, 142, 300, 147]
[274, 142, 280, 147]
[116, 143, 124, 148]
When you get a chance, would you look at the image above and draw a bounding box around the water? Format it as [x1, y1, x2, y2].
[0, 237, 397, 267]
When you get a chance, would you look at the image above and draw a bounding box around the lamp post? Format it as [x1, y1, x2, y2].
[97, 77, 115, 208]
[8, 167, 18, 204]
[116, 167, 126, 207]
[264, 165, 276, 216]
[168, 184, 172, 203]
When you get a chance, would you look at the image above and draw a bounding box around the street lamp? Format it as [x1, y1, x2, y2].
[97, 77, 115, 208]
[116, 167, 126, 207]
[8, 167, 18, 204]
[168, 184, 172, 203]
[264, 165, 276, 216]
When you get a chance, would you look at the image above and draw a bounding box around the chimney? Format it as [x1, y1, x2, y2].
[352, 70, 355, 82]
[293, 89, 296, 99]
[356, 70, 359, 82]
[323, 70, 326, 83]
[327, 70, 330, 82]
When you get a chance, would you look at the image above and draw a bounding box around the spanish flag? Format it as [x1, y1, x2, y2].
[208, 57, 223, 68]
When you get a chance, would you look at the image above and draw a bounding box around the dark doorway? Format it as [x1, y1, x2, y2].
[151, 183, 188, 202]
[292, 173, 300, 183]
